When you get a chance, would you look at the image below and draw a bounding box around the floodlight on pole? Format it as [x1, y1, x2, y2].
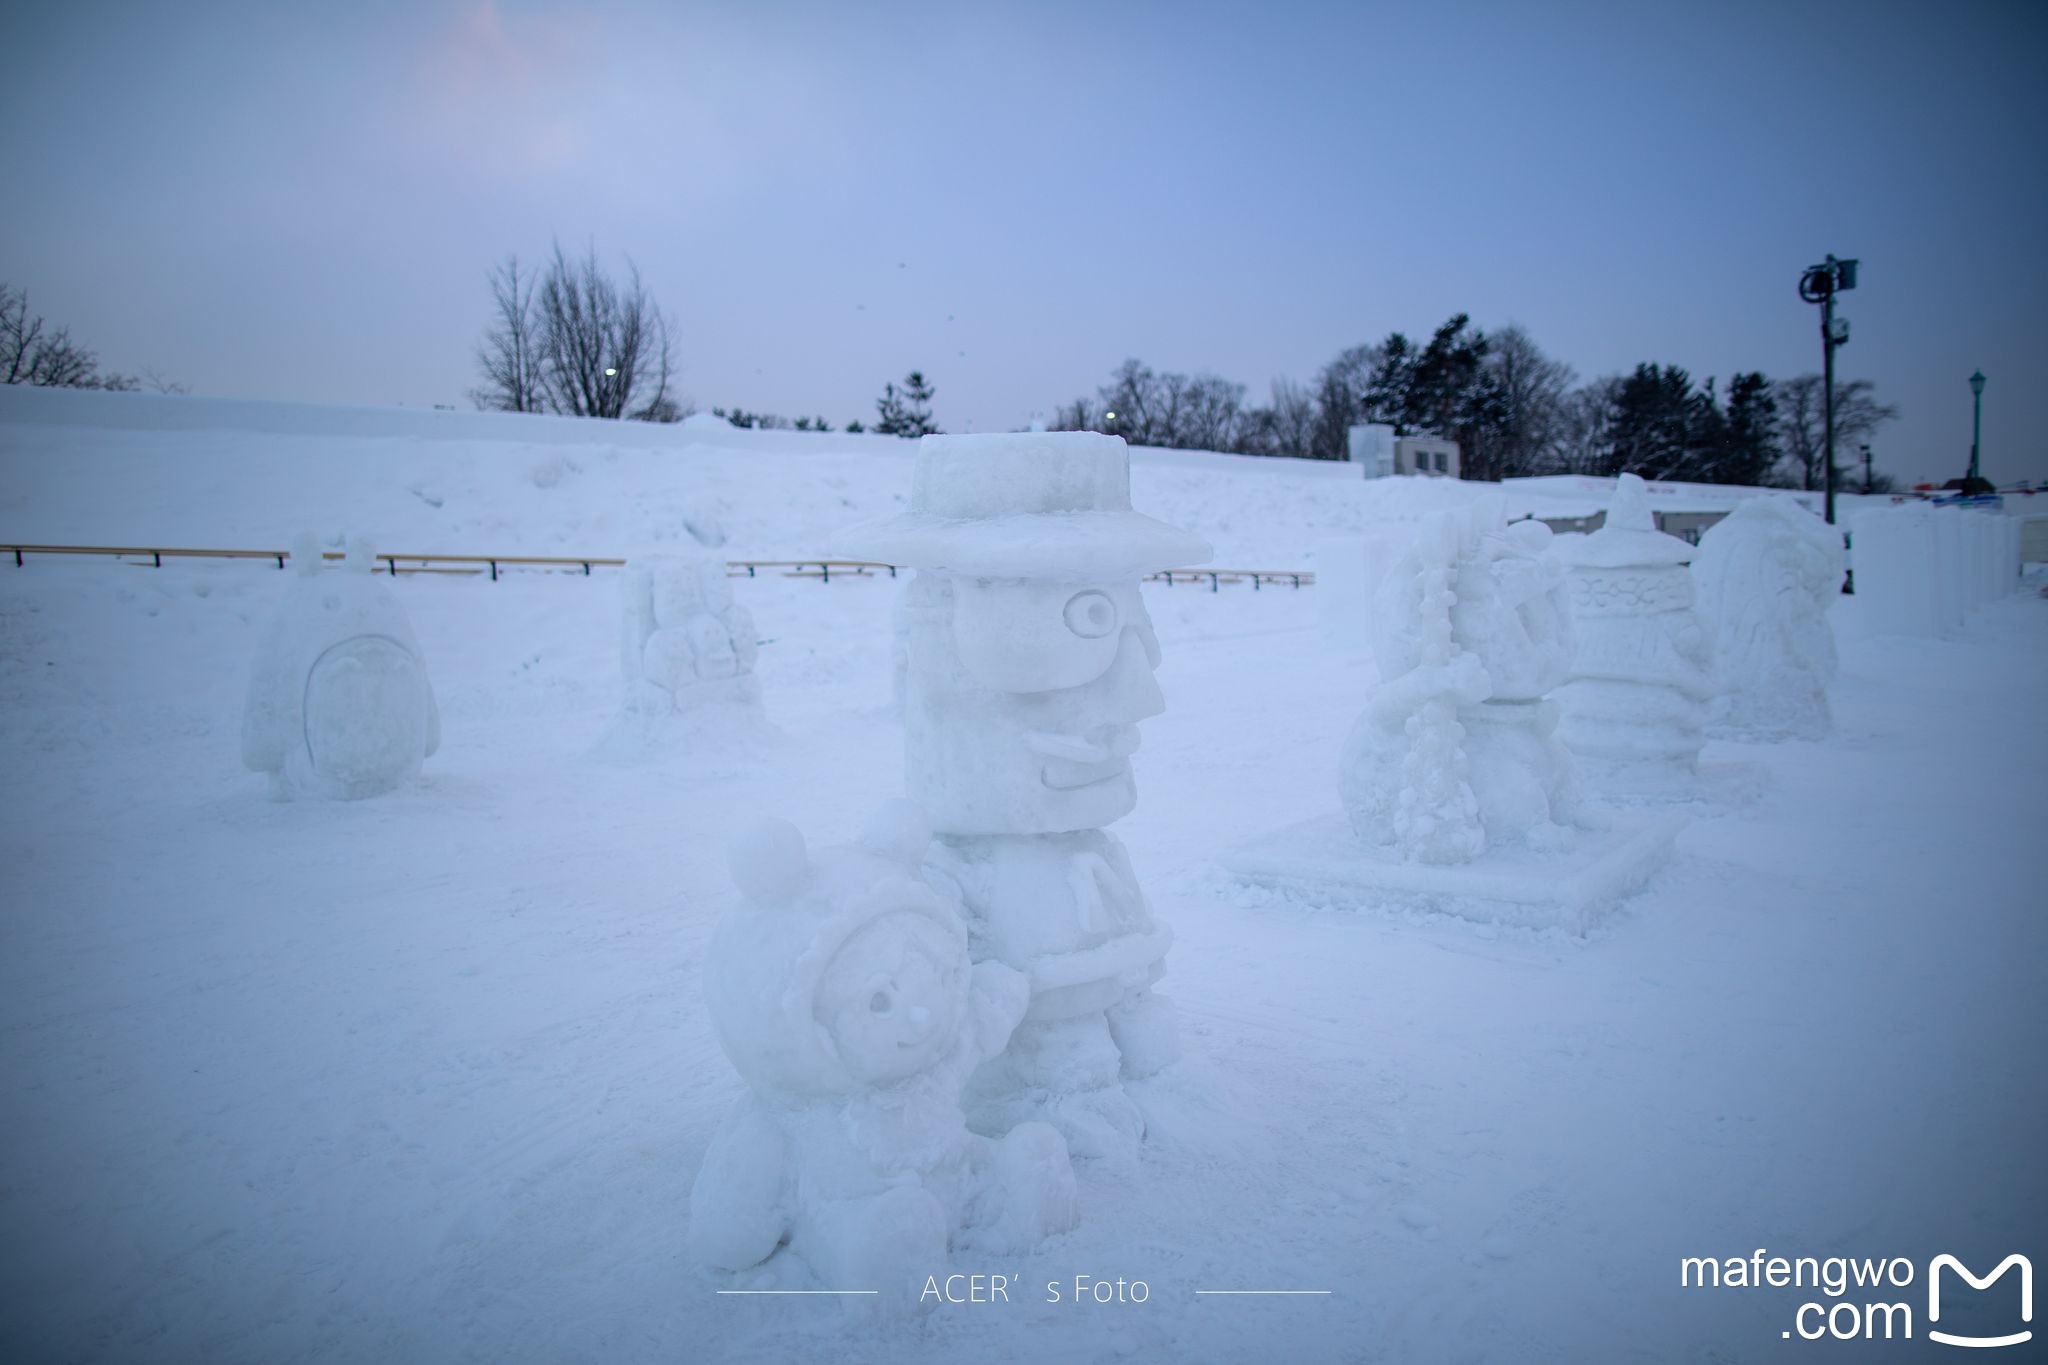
[1798, 254, 1859, 525]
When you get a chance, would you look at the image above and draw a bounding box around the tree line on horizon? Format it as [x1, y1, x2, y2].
[5, 257, 1906, 492]
[1049, 314, 1900, 492]
[472, 245, 941, 438]
[1, 282, 183, 396]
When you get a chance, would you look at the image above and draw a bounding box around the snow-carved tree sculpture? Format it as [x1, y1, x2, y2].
[839, 432, 1211, 1160]
[1340, 497, 1579, 861]
[242, 533, 441, 801]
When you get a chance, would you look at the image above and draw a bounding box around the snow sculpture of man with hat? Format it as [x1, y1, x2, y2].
[839, 432, 1211, 1159]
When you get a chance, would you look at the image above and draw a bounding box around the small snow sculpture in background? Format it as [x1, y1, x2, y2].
[688, 804, 1076, 1308]
[619, 498, 759, 717]
[839, 432, 1211, 1159]
[241, 532, 440, 800]
[1340, 495, 1580, 861]
[1554, 474, 1715, 795]
[1690, 498, 1842, 740]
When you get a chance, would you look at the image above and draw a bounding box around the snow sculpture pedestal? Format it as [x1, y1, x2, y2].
[241, 533, 440, 800]
[1555, 474, 1715, 798]
[1690, 499, 1841, 740]
[688, 805, 1076, 1313]
[1225, 810, 1684, 935]
[1229, 496, 1679, 934]
[839, 433, 1210, 1161]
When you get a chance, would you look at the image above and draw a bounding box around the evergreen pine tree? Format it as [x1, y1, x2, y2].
[900, 371, 937, 436]
[1362, 334, 1417, 431]
[873, 382, 907, 435]
[1609, 364, 1694, 478]
[873, 371, 938, 437]
[1721, 372, 1779, 486]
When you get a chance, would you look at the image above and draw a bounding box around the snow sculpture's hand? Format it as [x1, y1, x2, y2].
[1366, 648, 1490, 724]
[966, 959, 1031, 1064]
[688, 615, 738, 679]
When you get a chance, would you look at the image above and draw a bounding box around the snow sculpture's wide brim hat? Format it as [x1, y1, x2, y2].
[836, 432, 1212, 578]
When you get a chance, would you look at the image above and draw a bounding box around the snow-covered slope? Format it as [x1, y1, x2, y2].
[1, 389, 2042, 1364]
[0, 386, 1363, 567]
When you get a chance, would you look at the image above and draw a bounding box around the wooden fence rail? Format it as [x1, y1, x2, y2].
[1, 542, 1313, 591]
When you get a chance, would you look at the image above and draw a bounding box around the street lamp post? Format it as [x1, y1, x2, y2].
[1798, 254, 1859, 524]
[1861, 443, 1872, 495]
[1968, 370, 1986, 485]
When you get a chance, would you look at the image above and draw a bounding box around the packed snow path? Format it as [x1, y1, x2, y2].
[1, 559, 2042, 1362]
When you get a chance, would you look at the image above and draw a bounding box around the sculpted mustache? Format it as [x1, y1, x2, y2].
[1023, 727, 1141, 765]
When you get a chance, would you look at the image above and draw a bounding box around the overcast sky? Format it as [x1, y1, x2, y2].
[4, 0, 2044, 485]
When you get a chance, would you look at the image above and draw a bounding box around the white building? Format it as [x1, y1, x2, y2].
[1346, 423, 1460, 479]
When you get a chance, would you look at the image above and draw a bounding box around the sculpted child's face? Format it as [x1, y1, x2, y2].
[814, 914, 965, 1085]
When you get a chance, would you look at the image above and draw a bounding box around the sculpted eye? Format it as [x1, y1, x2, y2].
[869, 990, 892, 1015]
[1063, 590, 1116, 639]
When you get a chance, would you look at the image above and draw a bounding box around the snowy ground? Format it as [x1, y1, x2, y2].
[2, 396, 2043, 1363]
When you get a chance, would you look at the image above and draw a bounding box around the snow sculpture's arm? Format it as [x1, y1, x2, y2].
[687, 1098, 792, 1272]
[241, 531, 323, 774]
[965, 959, 1031, 1069]
[620, 565, 654, 681]
[240, 656, 287, 774]
[422, 686, 441, 758]
[688, 615, 738, 679]
[727, 602, 759, 675]
[1364, 650, 1489, 725]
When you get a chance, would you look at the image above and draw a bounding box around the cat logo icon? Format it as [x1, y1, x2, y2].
[1928, 1254, 2032, 1349]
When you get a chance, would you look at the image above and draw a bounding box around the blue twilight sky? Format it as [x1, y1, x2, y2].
[3, 0, 2044, 485]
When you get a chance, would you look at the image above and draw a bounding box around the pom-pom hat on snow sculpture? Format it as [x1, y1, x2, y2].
[708, 807, 969, 1100]
[837, 432, 1211, 578]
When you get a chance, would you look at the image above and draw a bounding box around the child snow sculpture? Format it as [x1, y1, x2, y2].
[619, 499, 759, 716]
[688, 804, 1077, 1307]
[1689, 499, 1842, 740]
[1339, 498, 1580, 860]
[1554, 474, 1715, 794]
[241, 533, 440, 800]
[838, 433, 1212, 1159]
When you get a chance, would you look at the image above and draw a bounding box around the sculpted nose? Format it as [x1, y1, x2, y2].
[1104, 627, 1164, 722]
[908, 1005, 931, 1028]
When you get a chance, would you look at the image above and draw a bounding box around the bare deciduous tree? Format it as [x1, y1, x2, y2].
[473, 246, 678, 421]
[534, 244, 677, 420]
[470, 256, 545, 413]
[1482, 324, 1574, 478]
[1309, 343, 1381, 460]
[1263, 377, 1319, 459]
[1775, 375, 1898, 490]
[2, 283, 110, 388]
[1050, 395, 1097, 432]
[1550, 376, 1623, 474]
